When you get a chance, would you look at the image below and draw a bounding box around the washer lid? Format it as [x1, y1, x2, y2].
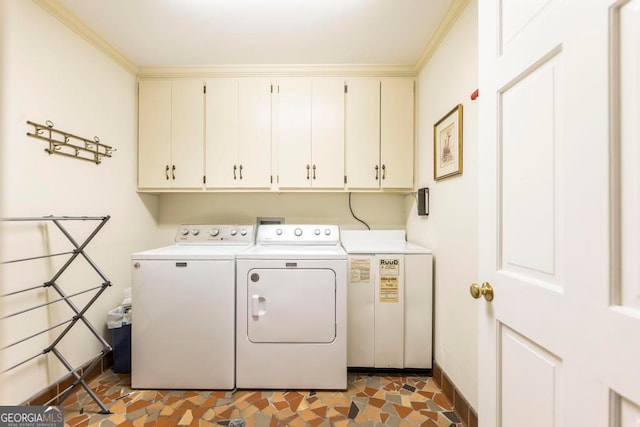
[131, 244, 253, 260]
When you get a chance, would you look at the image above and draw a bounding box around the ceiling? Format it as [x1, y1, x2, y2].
[53, 0, 453, 68]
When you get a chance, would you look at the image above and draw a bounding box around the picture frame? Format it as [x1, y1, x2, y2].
[433, 104, 463, 180]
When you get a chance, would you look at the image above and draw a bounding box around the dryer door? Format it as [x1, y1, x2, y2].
[247, 268, 336, 343]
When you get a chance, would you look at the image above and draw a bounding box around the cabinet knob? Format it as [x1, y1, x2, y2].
[233, 165, 237, 180]
[165, 165, 169, 180]
[172, 165, 176, 180]
[312, 164, 316, 180]
[375, 165, 379, 180]
[382, 164, 386, 180]
[306, 164, 310, 180]
[239, 164, 243, 180]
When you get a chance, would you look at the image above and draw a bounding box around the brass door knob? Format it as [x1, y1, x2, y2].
[470, 282, 494, 301]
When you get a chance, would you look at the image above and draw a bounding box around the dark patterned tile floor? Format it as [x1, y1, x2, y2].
[62, 370, 462, 426]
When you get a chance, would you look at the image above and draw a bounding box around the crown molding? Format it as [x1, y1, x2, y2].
[33, 0, 138, 74]
[137, 64, 416, 79]
[414, 0, 471, 73]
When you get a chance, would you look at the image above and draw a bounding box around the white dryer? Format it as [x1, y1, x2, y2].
[131, 224, 254, 390]
[236, 224, 347, 390]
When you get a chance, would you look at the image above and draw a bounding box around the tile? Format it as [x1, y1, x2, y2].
[63, 370, 463, 427]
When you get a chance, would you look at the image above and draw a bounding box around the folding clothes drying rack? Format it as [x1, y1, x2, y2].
[1, 215, 113, 413]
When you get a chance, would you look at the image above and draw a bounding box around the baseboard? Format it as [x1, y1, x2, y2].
[21, 351, 113, 406]
[348, 367, 432, 376]
[432, 360, 478, 427]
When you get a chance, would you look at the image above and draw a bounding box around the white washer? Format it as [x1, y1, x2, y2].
[236, 224, 347, 389]
[131, 224, 254, 390]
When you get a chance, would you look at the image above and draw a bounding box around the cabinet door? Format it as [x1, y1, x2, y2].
[138, 80, 172, 189]
[345, 79, 381, 189]
[380, 78, 414, 189]
[205, 78, 239, 188]
[238, 78, 272, 188]
[171, 79, 205, 189]
[311, 78, 345, 189]
[277, 78, 312, 188]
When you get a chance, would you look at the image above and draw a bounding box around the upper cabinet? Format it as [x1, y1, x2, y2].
[205, 78, 272, 189]
[345, 78, 415, 190]
[138, 79, 205, 189]
[277, 77, 345, 189]
[137, 74, 413, 192]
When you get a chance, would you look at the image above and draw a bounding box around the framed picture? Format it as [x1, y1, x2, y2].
[433, 104, 463, 180]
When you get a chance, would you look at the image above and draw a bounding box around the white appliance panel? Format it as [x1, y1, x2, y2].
[236, 255, 347, 390]
[132, 259, 235, 389]
[247, 268, 336, 343]
[374, 255, 404, 368]
[347, 255, 375, 367]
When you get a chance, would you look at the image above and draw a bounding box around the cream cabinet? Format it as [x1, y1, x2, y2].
[345, 78, 414, 190]
[138, 79, 205, 189]
[205, 78, 272, 189]
[277, 77, 345, 189]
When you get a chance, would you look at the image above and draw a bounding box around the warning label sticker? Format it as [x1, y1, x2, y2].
[379, 276, 399, 303]
[379, 258, 400, 276]
[350, 258, 371, 284]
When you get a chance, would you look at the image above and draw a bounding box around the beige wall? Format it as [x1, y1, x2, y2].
[406, 0, 479, 409]
[153, 192, 409, 242]
[0, 1, 158, 404]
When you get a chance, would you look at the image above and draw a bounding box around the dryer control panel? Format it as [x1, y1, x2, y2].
[257, 224, 340, 245]
[175, 224, 254, 244]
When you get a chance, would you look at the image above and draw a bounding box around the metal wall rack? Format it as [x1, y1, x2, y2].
[1, 216, 113, 413]
[26, 120, 116, 164]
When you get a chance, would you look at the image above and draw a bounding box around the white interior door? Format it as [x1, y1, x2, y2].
[478, 1, 640, 426]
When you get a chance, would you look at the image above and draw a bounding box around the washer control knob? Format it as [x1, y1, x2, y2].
[191, 228, 200, 236]
[209, 228, 220, 237]
[180, 228, 189, 236]
[230, 229, 238, 236]
[276, 229, 283, 236]
[294, 228, 303, 237]
[240, 229, 248, 236]
[314, 229, 321, 235]
[325, 228, 332, 236]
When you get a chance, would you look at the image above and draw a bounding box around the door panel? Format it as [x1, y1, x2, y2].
[205, 78, 238, 188]
[311, 78, 345, 188]
[138, 80, 171, 188]
[619, 1, 640, 312]
[380, 78, 414, 189]
[277, 78, 312, 188]
[171, 79, 205, 188]
[499, 324, 562, 427]
[238, 78, 272, 188]
[345, 79, 381, 189]
[479, 0, 640, 425]
[247, 268, 336, 343]
[500, 55, 562, 285]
